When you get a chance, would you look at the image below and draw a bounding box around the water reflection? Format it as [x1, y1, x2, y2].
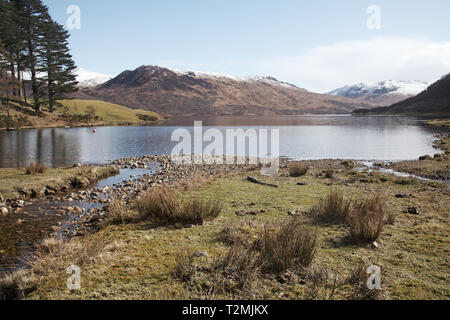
[0, 116, 444, 168]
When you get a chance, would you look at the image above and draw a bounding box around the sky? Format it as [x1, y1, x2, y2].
[43, 0, 450, 93]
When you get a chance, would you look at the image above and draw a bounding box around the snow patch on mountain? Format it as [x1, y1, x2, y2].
[328, 80, 431, 99]
[169, 67, 298, 89]
[76, 68, 114, 87]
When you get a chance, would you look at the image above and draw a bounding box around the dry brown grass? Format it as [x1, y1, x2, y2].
[136, 187, 222, 225]
[106, 199, 136, 225]
[346, 194, 386, 243]
[310, 188, 351, 224]
[305, 265, 340, 300]
[288, 162, 309, 177]
[174, 249, 197, 283]
[260, 220, 318, 274]
[0, 234, 111, 300]
[26, 162, 46, 175]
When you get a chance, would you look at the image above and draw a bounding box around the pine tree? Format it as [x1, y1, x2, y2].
[39, 20, 78, 112]
[11, 0, 51, 113]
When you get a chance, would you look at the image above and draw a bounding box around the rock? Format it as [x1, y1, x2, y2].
[74, 206, 83, 214]
[14, 200, 25, 208]
[297, 182, 308, 186]
[51, 226, 61, 232]
[395, 194, 410, 198]
[194, 251, 208, 258]
[371, 241, 379, 249]
[0, 207, 8, 217]
[406, 206, 420, 215]
[288, 209, 302, 216]
[15, 219, 24, 225]
[67, 198, 74, 202]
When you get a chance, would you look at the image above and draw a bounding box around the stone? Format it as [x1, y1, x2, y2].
[15, 200, 25, 208]
[0, 209, 7, 217]
[406, 206, 420, 215]
[74, 206, 83, 214]
[194, 251, 208, 258]
[395, 194, 410, 199]
[0, 207, 8, 217]
[288, 209, 302, 216]
[16, 219, 24, 225]
[371, 241, 379, 249]
[51, 226, 61, 232]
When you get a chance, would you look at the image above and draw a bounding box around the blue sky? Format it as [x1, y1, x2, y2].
[43, 0, 450, 92]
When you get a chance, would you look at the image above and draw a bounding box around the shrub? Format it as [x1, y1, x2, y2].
[26, 162, 46, 175]
[324, 170, 335, 179]
[214, 243, 263, 291]
[310, 189, 351, 224]
[288, 162, 309, 177]
[174, 250, 197, 283]
[107, 199, 135, 225]
[341, 160, 357, 169]
[305, 265, 340, 300]
[260, 220, 318, 274]
[136, 187, 180, 223]
[136, 187, 222, 225]
[346, 194, 386, 243]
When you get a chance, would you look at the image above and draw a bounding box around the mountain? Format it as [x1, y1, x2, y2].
[76, 68, 114, 87]
[328, 80, 431, 106]
[74, 65, 373, 116]
[353, 74, 450, 115]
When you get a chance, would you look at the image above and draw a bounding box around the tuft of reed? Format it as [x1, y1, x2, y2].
[309, 188, 351, 224]
[288, 162, 309, 177]
[26, 162, 46, 175]
[346, 194, 386, 243]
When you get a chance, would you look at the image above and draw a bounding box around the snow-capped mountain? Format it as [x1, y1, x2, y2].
[166, 67, 300, 90]
[75, 65, 370, 116]
[76, 68, 114, 87]
[328, 80, 432, 105]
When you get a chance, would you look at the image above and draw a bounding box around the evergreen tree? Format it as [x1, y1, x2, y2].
[11, 0, 51, 113]
[39, 20, 78, 112]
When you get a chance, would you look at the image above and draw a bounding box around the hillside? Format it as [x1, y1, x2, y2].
[74, 65, 374, 116]
[328, 80, 430, 106]
[353, 74, 450, 115]
[0, 99, 161, 130]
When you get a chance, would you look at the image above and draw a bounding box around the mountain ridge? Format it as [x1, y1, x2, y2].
[328, 80, 431, 106]
[353, 73, 450, 115]
[74, 65, 374, 116]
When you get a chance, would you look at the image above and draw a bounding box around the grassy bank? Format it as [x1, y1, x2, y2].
[388, 133, 450, 181]
[11, 162, 448, 300]
[0, 99, 161, 130]
[426, 119, 450, 128]
[0, 165, 119, 201]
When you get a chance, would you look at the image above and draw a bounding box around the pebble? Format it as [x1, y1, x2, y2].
[0, 207, 8, 217]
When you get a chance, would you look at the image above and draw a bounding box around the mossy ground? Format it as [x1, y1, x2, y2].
[26, 165, 450, 300]
[0, 165, 119, 201]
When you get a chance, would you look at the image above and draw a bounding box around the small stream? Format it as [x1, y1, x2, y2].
[0, 162, 160, 277]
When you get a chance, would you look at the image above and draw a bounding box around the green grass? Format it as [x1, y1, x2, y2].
[0, 166, 119, 200]
[59, 99, 160, 125]
[22, 165, 450, 300]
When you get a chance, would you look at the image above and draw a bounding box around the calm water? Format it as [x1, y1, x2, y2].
[0, 115, 445, 168]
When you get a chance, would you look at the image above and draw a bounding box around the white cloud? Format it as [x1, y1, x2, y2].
[255, 37, 450, 93]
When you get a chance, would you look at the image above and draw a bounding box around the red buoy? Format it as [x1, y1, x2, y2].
[92, 129, 97, 133]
